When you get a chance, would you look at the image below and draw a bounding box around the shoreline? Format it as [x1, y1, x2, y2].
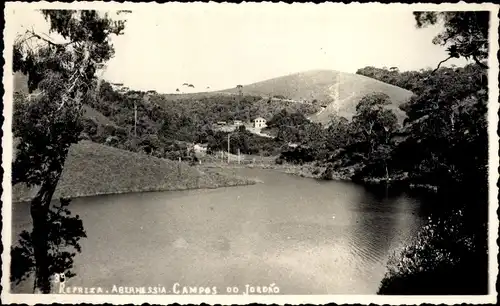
[12, 169, 259, 204]
[13, 161, 439, 204]
[11, 141, 260, 204]
[12, 180, 258, 204]
[198, 162, 351, 180]
[199, 162, 440, 192]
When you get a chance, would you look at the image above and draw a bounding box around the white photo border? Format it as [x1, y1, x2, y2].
[2, 2, 498, 305]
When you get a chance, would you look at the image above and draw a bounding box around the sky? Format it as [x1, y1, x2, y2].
[9, 4, 470, 94]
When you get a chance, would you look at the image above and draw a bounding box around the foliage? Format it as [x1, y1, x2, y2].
[378, 209, 487, 295]
[375, 11, 489, 295]
[325, 115, 352, 151]
[267, 109, 310, 128]
[11, 199, 87, 289]
[395, 64, 488, 191]
[277, 146, 318, 165]
[268, 110, 326, 147]
[356, 66, 428, 91]
[413, 11, 489, 69]
[206, 129, 280, 156]
[377, 63, 489, 294]
[335, 93, 399, 179]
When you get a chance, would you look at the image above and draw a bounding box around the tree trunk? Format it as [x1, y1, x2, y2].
[30, 162, 64, 293]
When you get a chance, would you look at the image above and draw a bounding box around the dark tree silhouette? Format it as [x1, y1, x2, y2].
[12, 10, 126, 293]
[11, 199, 86, 292]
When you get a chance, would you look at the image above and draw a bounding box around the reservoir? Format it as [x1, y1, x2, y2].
[11, 168, 427, 294]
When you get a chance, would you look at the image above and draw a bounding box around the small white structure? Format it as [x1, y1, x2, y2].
[233, 120, 243, 126]
[253, 117, 267, 129]
[193, 144, 208, 153]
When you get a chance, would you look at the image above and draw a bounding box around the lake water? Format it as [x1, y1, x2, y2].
[11, 168, 427, 295]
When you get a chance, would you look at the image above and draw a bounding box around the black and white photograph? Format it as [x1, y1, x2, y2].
[1, 2, 498, 304]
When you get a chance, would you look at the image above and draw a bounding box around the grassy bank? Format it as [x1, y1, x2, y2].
[199, 161, 352, 181]
[12, 141, 257, 203]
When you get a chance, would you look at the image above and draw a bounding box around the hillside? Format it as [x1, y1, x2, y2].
[12, 141, 256, 202]
[149, 69, 413, 125]
[219, 70, 413, 125]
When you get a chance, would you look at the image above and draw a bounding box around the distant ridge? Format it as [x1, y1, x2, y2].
[218, 69, 413, 124]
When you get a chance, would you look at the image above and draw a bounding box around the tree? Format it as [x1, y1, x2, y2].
[414, 11, 489, 70]
[12, 10, 126, 293]
[397, 64, 487, 188]
[352, 93, 398, 157]
[340, 93, 399, 180]
[326, 115, 351, 150]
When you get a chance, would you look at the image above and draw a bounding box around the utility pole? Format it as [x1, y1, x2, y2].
[238, 148, 240, 165]
[227, 133, 230, 163]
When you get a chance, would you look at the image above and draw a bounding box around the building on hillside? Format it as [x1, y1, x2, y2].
[253, 117, 267, 129]
[216, 121, 227, 126]
[193, 143, 208, 153]
[233, 120, 243, 126]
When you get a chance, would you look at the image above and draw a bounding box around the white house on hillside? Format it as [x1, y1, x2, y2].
[254, 117, 267, 129]
[193, 144, 208, 153]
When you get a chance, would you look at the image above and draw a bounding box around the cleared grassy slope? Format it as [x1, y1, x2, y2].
[12, 141, 256, 202]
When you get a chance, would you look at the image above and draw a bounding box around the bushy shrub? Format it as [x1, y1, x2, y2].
[378, 209, 487, 295]
[279, 146, 317, 164]
[320, 164, 334, 180]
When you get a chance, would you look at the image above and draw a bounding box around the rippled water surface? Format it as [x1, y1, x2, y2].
[11, 168, 426, 294]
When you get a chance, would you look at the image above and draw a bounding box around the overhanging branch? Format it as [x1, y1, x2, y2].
[25, 30, 73, 48]
[472, 55, 489, 69]
[433, 56, 453, 73]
